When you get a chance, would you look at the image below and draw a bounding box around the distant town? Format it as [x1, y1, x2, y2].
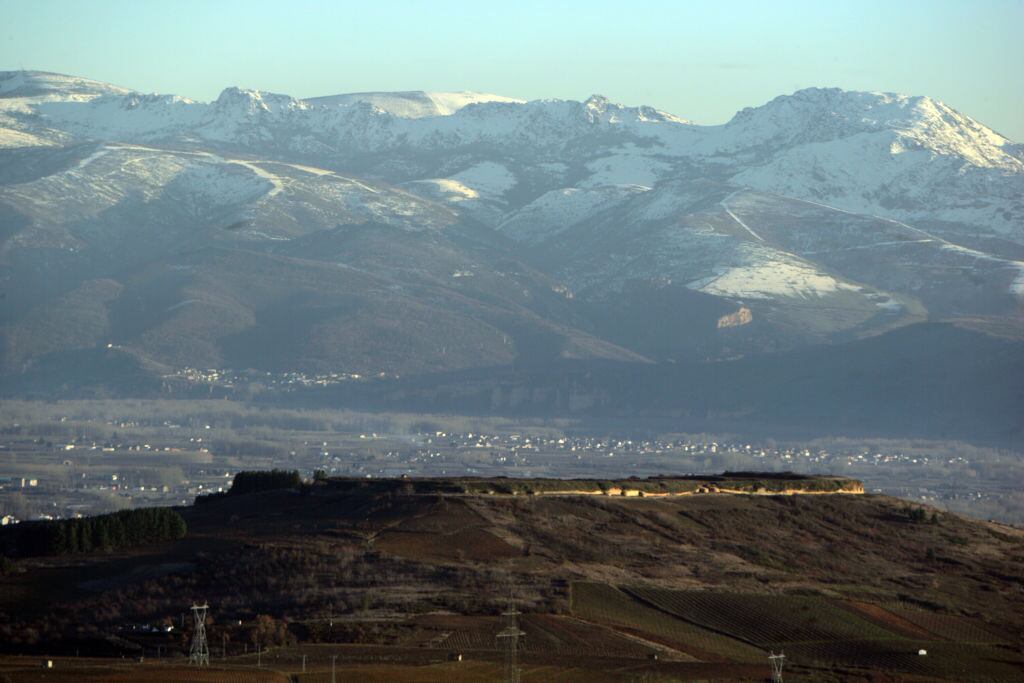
[172, 366, 397, 390]
[1, 401, 1018, 525]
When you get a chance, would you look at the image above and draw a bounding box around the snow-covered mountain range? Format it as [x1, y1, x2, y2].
[1, 70, 1021, 384]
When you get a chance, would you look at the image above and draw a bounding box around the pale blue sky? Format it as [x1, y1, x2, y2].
[2, 0, 1022, 140]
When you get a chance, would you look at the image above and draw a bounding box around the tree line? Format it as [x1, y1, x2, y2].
[228, 469, 302, 495]
[1, 507, 186, 557]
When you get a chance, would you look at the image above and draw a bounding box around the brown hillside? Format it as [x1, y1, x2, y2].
[0, 478, 1021, 681]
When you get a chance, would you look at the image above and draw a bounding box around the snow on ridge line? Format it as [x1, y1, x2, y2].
[24, 76, 1018, 160]
[422, 91, 525, 116]
[11, 75, 1023, 240]
[7, 71, 1017, 151]
[0, 70, 133, 95]
[304, 90, 524, 118]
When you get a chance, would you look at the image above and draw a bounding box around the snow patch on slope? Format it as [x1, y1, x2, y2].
[692, 258, 862, 300]
[403, 178, 480, 202]
[731, 130, 1024, 239]
[0, 127, 57, 148]
[498, 185, 647, 244]
[228, 160, 283, 198]
[449, 162, 516, 197]
[38, 93, 206, 139]
[0, 146, 273, 235]
[581, 151, 672, 188]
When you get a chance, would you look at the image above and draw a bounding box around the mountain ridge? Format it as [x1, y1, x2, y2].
[6, 70, 1017, 238]
[5, 70, 1018, 144]
[1, 71, 1022, 435]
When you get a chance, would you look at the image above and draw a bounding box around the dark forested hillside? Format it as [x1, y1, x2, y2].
[0, 507, 186, 557]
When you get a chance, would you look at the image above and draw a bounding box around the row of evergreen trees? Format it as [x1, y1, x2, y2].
[228, 469, 302, 495]
[4, 507, 187, 557]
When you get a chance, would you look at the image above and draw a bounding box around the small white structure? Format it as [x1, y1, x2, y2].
[918, 649, 928, 656]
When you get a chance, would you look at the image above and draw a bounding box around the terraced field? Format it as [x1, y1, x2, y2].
[434, 628, 494, 651]
[614, 586, 1024, 681]
[569, 582, 763, 662]
[519, 614, 656, 658]
[624, 586, 899, 647]
[406, 612, 658, 659]
[881, 604, 1010, 643]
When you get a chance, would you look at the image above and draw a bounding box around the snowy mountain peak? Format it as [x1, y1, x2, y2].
[579, 94, 690, 125]
[730, 87, 1007, 141]
[775, 88, 970, 131]
[721, 86, 1018, 169]
[0, 70, 131, 100]
[305, 90, 524, 118]
[120, 92, 196, 109]
[214, 87, 309, 114]
[728, 87, 920, 132]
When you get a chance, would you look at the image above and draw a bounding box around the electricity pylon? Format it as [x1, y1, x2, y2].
[768, 651, 785, 683]
[189, 603, 210, 666]
[496, 596, 525, 683]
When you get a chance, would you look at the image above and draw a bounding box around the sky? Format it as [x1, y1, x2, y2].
[2, 0, 1022, 140]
